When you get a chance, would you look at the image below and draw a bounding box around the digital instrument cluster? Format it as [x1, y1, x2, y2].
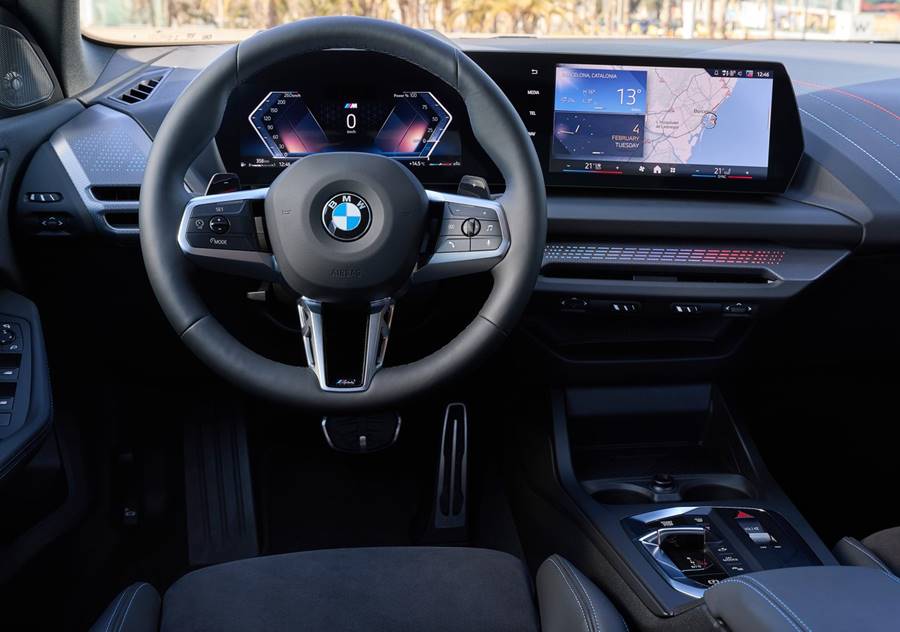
[217, 52, 473, 186]
[247, 90, 454, 166]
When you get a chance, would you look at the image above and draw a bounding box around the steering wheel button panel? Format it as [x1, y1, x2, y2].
[189, 200, 255, 235]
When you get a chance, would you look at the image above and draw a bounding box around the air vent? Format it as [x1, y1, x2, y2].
[110, 70, 169, 105]
[91, 185, 140, 202]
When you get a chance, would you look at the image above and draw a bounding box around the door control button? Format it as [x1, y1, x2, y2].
[0, 397, 12, 412]
[0, 368, 17, 380]
[0, 413, 10, 427]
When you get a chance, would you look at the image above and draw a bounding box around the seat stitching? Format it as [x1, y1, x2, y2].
[843, 538, 892, 574]
[715, 579, 806, 632]
[744, 576, 812, 632]
[103, 589, 129, 632]
[117, 583, 148, 632]
[559, 558, 600, 632]
[549, 557, 592, 632]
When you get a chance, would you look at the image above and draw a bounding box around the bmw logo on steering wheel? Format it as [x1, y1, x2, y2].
[322, 192, 372, 241]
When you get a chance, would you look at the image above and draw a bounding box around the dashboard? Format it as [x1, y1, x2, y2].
[10, 33, 899, 394]
[217, 51, 804, 194]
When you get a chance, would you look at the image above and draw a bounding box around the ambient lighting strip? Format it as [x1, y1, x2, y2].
[544, 244, 786, 266]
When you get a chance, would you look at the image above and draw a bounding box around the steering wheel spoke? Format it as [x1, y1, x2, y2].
[412, 190, 511, 284]
[177, 187, 278, 281]
[298, 297, 395, 392]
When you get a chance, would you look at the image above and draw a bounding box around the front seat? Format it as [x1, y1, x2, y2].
[90, 547, 628, 632]
[834, 526, 900, 576]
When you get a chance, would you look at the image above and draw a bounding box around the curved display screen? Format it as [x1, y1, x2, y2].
[550, 63, 774, 182]
[217, 50, 803, 193]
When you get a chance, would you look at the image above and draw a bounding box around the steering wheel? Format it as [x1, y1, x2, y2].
[140, 17, 546, 412]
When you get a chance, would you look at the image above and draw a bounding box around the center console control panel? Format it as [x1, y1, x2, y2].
[626, 506, 821, 598]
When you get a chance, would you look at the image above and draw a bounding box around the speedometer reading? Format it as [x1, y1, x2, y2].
[248, 90, 452, 161]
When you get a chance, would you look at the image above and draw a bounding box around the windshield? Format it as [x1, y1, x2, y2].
[81, 0, 900, 44]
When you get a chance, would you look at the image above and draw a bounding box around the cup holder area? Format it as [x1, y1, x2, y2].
[591, 484, 655, 505]
[584, 474, 755, 505]
[681, 482, 752, 501]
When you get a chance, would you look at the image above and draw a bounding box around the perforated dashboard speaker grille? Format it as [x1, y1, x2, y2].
[0, 24, 53, 110]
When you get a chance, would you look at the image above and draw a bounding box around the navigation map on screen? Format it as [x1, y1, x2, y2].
[551, 63, 774, 181]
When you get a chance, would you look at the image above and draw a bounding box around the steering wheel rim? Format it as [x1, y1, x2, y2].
[140, 16, 546, 411]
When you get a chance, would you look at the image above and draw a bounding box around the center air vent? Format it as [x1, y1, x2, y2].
[110, 70, 169, 105]
[91, 185, 140, 202]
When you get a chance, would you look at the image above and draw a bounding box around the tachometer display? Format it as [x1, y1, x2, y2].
[248, 90, 453, 161]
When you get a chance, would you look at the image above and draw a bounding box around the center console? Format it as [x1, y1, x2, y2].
[626, 506, 819, 598]
[548, 384, 836, 616]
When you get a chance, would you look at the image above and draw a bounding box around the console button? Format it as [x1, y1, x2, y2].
[471, 237, 501, 252]
[736, 517, 774, 544]
[689, 572, 727, 588]
[436, 237, 470, 253]
[0, 413, 9, 427]
[711, 543, 733, 555]
[0, 397, 12, 411]
[0, 368, 17, 380]
[186, 233, 257, 251]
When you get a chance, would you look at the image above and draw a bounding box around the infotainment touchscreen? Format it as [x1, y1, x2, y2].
[550, 63, 775, 182]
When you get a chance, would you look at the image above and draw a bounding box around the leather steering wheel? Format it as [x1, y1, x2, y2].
[139, 16, 546, 411]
